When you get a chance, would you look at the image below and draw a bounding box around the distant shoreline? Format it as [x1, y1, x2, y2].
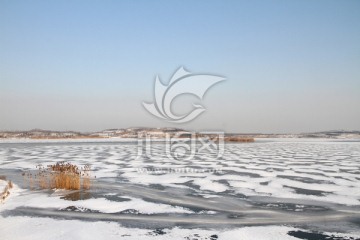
[1, 128, 360, 140]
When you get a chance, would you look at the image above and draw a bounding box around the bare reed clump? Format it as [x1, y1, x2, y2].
[225, 137, 255, 142]
[23, 162, 92, 190]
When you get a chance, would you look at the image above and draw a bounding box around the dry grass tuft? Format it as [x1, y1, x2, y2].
[23, 162, 92, 190]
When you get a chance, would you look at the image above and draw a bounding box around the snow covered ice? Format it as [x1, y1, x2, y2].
[0, 138, 360, 239]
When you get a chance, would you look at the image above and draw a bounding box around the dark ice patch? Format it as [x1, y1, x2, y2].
[61, 191, 92, 201]
[284, 186, 331, 196]
[147, 228, 167, 236]
[60, 206, 99, 213]
[214, 170, 261, 178]
[184, 233, 218, 240]
[119, 209, 140, 214]
[277, 175, 333, 184]
[215, 179, 230, 187]
[227, 213, 246, 219]
[175, 180, 201, 191]
[148, 184, 166, 190]
[252, 202, 330, 212]
[288, 230, 359, 240]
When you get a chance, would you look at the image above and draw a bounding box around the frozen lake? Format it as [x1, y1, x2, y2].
[0, 138, 360, 239]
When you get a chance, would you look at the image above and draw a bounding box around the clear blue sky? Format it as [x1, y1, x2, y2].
[1, 0, 359, 133]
